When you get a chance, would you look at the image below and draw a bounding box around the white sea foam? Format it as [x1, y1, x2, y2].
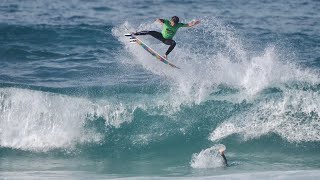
[0, 88, 138, 151]
[210, 89, 320, 142]
[190, 144, 226, 169]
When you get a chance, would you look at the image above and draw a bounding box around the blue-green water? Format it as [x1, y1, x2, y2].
[1, 0, 320, 179]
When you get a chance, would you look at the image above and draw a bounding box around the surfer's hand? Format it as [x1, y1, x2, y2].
[156, 18, 164, 24]
[192, 20, 200, 26]
[188, 20, 200, 27]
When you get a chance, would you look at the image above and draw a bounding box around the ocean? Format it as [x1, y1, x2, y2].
[0, 0, 320, 179]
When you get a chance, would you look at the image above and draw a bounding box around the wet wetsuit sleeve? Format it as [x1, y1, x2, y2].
[163, 19, 170, 25]
[178, 23, 188, 27]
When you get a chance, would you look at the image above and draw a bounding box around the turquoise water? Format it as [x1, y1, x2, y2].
[1, 0, 320, 179]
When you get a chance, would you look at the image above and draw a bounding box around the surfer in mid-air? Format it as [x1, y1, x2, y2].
[131, 16, 200, 59]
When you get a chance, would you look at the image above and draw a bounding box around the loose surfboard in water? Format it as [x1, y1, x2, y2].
[125, 33, 180, 69]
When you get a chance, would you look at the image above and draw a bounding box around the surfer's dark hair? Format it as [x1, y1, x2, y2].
[171, 16, 179, 23]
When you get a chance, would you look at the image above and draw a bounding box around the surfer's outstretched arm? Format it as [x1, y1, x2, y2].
[220, 150, 229, 167]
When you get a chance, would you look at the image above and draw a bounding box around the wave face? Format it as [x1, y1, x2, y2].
[1, 0, 320, 179]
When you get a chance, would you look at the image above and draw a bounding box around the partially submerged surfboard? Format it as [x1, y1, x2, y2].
[125, 33, 180, 69]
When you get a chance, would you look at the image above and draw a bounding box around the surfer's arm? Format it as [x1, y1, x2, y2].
[220, 152, 229, 167]
[156, 18, 164, 24]
[185, 20, 200, 27]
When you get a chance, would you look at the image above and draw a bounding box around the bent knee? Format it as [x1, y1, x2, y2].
[168, 40, 176, 46]
[164, 39, 176, 46]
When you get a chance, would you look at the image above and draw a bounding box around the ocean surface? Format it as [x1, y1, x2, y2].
[1, 0, 320, 179]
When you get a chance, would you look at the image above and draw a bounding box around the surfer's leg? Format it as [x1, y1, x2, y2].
[134, 31, 166, 42]
[147, 31, 166, 42]
[134, 31, 149, 35]
[163, 39, 176, 56]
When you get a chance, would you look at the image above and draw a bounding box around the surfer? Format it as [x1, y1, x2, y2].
[219, 149, 229, 167]
[132, 16, 200, 59]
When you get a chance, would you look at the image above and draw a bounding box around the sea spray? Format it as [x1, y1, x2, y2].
[190, 144, 227, 168]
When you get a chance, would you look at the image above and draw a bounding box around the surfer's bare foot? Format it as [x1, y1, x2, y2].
[164, 55, 168, 59]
